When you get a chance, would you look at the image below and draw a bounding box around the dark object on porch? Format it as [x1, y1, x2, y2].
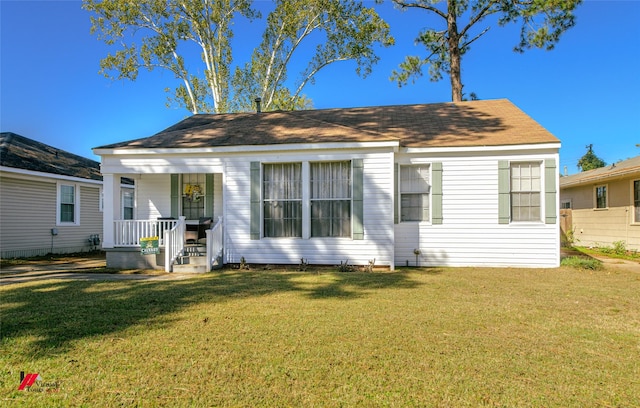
[186, 217, 213, 244]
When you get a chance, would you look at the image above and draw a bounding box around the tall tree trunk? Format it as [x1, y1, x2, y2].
[447, 0, 463, 102]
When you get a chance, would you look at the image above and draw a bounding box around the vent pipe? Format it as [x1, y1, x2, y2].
[255, 97, 262, 114]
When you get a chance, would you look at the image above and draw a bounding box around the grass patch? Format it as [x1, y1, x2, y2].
[560, 256, 603, 270]
[2, 267, 639, 406]
[574, 245, 640, 262]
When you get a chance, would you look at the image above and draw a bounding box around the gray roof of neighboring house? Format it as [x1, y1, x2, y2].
[95, 99, 560, 151]
[0, 132, 102, 181]
[560, 155, 640, 188]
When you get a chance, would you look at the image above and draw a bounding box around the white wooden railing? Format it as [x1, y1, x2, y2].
[164, 217, 186, 272]
[114, 219, 178, 247]
[206, 216, 224, 270]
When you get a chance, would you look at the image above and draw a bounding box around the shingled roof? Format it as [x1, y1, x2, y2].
[1, 132, 102, 181]
[560, 156, 640, 188]
[95, 99, 559, 151]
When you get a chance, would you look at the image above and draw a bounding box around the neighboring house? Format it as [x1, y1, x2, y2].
[559, 156, 640, 251]
[0, 132, 133, 258]
[94, 99, 561, 271]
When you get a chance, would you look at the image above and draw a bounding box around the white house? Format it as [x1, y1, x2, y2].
[94, 99, 561, 272]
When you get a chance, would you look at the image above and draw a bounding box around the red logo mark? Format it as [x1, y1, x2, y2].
[18, 373, 40, 390]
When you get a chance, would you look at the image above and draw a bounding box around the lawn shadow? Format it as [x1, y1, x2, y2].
[0, 269, 422, 356]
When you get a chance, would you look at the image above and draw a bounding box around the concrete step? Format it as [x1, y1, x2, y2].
[172, 263, 209, 273]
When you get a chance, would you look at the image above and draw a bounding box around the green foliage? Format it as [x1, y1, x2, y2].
[560, 256, 603, 270]
[577, 145, 606, 171]
[390, 0, 582, 101]
[612, 240, 627, 256]
[83, 0, 393, 114]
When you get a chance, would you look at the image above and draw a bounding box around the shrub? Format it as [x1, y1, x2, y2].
[561, 256, 603, 270]
[612, 240, 627, 256]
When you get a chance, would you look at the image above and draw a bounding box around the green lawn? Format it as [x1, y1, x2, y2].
[1, 265, 639, 407]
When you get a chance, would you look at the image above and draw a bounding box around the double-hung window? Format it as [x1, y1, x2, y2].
[263, 163, 302, 237]
[58, 183, 78, 224]
[510, 162, 541, 222]
[122, 189, 134, 220]
[595, 185, 607, 209]
[400, 165, 430, 222]
[311, 161, 351, 237]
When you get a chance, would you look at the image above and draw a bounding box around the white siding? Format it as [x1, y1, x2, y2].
[394, 156, 559, 268]
[223, 151, 395, 267]
[136, 174, 172, 220]
[0, 173, 102, 258]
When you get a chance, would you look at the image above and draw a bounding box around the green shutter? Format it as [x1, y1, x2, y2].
[205, 174, 214, 218]
[431, 162, 443, 225]
[250, 162, 261, 240]
[394, 163, 399, 224]
[170, 174, 179, 219]
[545, 159, 557, 224]
[498, 161, 510, 224]
[353, 159, 364, 240]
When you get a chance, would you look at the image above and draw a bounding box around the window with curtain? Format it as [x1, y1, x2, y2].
[400, 165, 430, 222]
[311, 161, 351, 237]
[595, 185, 607, 209]
[59, 184, 76, 223]
[263, 163, 302, 237]
[122, 190, 134, 220]
[511, 162, 541, 222]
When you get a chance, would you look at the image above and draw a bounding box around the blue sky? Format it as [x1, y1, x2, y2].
[1, 0, 638, 175]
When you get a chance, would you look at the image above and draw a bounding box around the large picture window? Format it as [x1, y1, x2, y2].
[511, 162, 541, 222]
[263, 163, 302, 237]
[311, 161, 351, 237]
[400, 165, 430, 222]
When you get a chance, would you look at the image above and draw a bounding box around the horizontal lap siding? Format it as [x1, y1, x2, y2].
[224, 153, 394, 266]
[395, 158, 559, 268]
[137, 174, 171, 220]
[0, 175, 102, 258]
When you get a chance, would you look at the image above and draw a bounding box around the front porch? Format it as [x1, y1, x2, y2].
[105, 216, 224, 273]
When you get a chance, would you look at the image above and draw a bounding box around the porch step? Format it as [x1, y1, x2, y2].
[174, 245, 209, 273]
[173, 262, 209, 273]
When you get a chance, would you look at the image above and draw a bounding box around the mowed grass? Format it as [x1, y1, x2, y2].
[1, 265, 639, 407]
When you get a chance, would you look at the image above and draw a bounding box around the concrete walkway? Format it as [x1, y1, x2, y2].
[0, 256, 196, 286]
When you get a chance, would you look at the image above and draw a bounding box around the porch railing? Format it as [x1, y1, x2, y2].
[164, 217, 186, 272]
[206, 216, 224, 270]
[114, 219, 178, 247]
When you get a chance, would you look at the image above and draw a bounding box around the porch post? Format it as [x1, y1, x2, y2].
[102, 174, 118, 248]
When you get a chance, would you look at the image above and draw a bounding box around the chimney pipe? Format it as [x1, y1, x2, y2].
[255, 97, 262, 114]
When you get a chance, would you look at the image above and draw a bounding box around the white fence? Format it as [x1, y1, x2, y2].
[113, 219, 178, 247]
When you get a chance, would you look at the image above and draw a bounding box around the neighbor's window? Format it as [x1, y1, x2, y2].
[263, 163, 302, 237]
[122, 189, 134, 220]
[58, 183, 77, 224]
[310, 161, 351, 237]
[595, 185, 607, 209]
[400, 165, 430, 222]
[510, 162, 541, 222]
[634, 180, 640, 222]
[560, 199, 572, 209]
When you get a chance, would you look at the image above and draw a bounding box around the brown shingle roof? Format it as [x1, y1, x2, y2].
[95, 99, 559, 150]
[1, 132, 102, 181]
[560, 156, 640, 188]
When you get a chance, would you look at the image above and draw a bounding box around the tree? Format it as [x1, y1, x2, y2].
[84, 0, 393, 114]
[577, 144, 606, 172]
[231, 0, 393, 112]
[389, 0, 582, 102]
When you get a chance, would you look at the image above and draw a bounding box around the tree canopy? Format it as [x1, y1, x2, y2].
[389, 0, 582, 102]
[83, 0, 393, 114]
[577, 144, 606, 172]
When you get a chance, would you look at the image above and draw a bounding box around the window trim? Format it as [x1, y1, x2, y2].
[56, 182, 80, 226]
[262, 162, 303, 239]
[632, 179, 640, 224]
[399, 164, 432, 224]
[594, 184, 608, 210]
[509, 161, 544, 224]
[560, 199, 572, 210]
[121, 188, 135, 220]
[310, 160, 353, 238]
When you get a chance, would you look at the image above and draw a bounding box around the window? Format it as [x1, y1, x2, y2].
[400, 165, 430, 222]
[595, 185, 607, 209]
[263, 163, 302, 237]
[122, 189, 134, 220]
[58, 183, 78, 224]
[182, 174, 205, 219]
[634, 180, 640, 222]
[311, 161, 351, 237]
[560, 199, 572, 209]
[510, 162, 541, 222]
